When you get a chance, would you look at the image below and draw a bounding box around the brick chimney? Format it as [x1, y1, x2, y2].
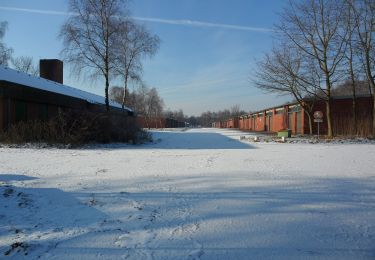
[39, 59, 63, 84]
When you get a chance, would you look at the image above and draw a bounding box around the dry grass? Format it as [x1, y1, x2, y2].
[0, 110, 144, 145]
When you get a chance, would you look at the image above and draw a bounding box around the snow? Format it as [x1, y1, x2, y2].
[0, 65, 132, 111]
[1, 128, 375, 259]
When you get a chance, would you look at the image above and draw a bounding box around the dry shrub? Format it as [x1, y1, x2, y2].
[0, 109, 145, 145]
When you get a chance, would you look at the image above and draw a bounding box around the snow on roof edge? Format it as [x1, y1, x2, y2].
[0, 65, 132, 112]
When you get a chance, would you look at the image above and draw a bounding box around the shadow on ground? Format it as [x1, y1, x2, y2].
[0, 174, 107, 258]
[1, 173, 374, 259]
[147, 131, 255, 149]
[84, 130, 256, 150]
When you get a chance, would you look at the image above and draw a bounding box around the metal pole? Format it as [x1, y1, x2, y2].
[317, 121, 320, 139]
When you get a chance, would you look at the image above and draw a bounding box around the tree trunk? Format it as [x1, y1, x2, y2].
[326, 99, 333, 138]
[324, 71, 333, 138]
[105, 74, 110, 112]
[363, 51, 375, 137]
[369, 80, 375, 138]
[352, 97, 357, 135]
[348, 53, 357, 135]
[121, 74, 128, 109]
[305, 111, 313, 135]
[144, 114, 150, 129]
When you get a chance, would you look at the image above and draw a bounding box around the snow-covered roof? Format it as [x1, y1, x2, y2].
[0, 65, 132, 112]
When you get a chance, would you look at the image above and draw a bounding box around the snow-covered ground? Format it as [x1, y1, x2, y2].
[1, 128, 375, 259]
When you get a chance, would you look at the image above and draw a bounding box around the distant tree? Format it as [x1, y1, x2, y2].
[114, 19, 160, 108]
[172, 109, 185, 122]
[111, 84, 164, 127]
[135, 84, 164, 128]
[11, 56, 39, 76]
[201, 111, 215, 127]
[195, 106, 248, 127]
[230, 105, 241, 117]
[216, 109, 231, 121]
[0, 21, 13, 66]
[187, 116, 199, 127]
[60, 0, 128, 111]
[145, 87, 164, 126]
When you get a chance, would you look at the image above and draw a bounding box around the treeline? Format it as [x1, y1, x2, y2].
[254, 0, 375, 137]
[180, 105, 247, 127]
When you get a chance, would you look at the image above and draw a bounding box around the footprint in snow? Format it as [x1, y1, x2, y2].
[96, 169, 108, 175]
[115, 233, 132, 248]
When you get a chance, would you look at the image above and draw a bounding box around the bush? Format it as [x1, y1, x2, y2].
[0, 109, 144, 146]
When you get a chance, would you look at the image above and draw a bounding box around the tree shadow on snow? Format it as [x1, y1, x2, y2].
[80, 129, 256, 150]
[0, 174, 38, 182]
[0, 173, 107, 258]
[142, 131, 255, 150]
[1, 173, 375, 259]
[24, 174, 375, 259]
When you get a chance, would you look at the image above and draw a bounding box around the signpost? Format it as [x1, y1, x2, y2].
[313, 111, 323, 139]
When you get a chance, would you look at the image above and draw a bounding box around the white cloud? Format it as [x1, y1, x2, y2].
[132, 17, 274, 32]
[0, 6, 274, 33]
[0, 6, 76, 16]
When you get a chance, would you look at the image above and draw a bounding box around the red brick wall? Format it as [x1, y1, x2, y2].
[137, 116, 166, 128]
[239, 118, 244, 129]
[216, 96, 372, 136]
[246, 118, 250, 130]
[273, 113, 285, 132]
[255, 115, 262, 131]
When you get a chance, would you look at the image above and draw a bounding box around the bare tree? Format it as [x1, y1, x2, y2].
[0, 21, 13, 66]
[109, 86, 125, 104]
[230, 105, 241, 117]
[135, 84, 164, 128]
[349, 0, 375, 137]
[112, 84, 164, 127]
[114, 20, 160, 108]
[145, 87, 164, 127]
[341, 1, 363, 135]
[199, 111, 214, 127]
[254, 44, 322, 134]
[278, 0, 349, 138]
[11, 56, 39, 76]
[60, 0, 127, 111]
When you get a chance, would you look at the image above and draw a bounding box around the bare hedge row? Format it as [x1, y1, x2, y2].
[0, 110, 149, 145]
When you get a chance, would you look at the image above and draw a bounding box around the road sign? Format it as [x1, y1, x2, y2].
[313, 111, 323, 119]
[313, 111, 323, 139]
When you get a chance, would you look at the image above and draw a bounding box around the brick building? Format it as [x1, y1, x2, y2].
[213, 96, 373, 136]
[0, 60, 133, 134]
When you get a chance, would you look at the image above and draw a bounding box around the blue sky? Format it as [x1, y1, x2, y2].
[0, 0, 291, 116]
